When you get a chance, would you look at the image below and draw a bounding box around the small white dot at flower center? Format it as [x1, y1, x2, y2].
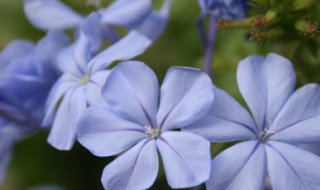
[144, 126, 161, 139]
[259, 129, 275, 143]
[80, 75, 90, 85]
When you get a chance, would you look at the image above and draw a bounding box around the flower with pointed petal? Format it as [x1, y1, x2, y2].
[44, 29, 153, 150]
[185, 53, 320, 190]
[77, 61, 214, 189]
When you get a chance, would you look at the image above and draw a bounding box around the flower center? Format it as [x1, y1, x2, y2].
[144, 126, 161, 139]
[80, 75, 90, 85]
[258, 129, 275, 143]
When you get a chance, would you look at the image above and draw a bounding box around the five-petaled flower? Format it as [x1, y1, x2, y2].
[185, 53, 320, 190]
[43, 30, 153, 150]
[77, 61, 214, 189]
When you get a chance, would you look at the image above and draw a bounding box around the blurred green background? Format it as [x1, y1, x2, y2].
[0, 0, 318, 189]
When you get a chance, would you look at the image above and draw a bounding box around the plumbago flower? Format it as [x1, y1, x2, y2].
[197, 0, 247, 76]
[0, 31, 68, 127]
[77, 61, 214, 189]
[197, 0, 246, 20]
[24, 0, 172, 42]
[185, 53, 320, 189]
[43, 28, 156, 150]
[0, 31, 68, 181]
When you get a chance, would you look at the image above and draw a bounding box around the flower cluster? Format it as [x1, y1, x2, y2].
[1, 0, 320, 190]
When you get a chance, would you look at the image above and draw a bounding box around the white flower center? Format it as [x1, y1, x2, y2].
[144, 126, 161, 139]
[80, 75, 90, 85]
[259, 129, 275, 143]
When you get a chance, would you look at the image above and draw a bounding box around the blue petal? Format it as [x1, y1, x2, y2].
[198, 0, 245, 20]
[24, 0, 83, 30]
[157, 131, 211, 188]
[86, 70, 111, 106]
[266, 141, 320, 189]
[34, 30, 68, 75]
[156, 67, 213, 131]
[134, 0, 172, 41]
[47, 86, 86, 150]
[184, 86, 257, 142]
[88, 31, 152, 72]
[77, 106, 147, 157]
[269, 84, 320, 143]
[101, 139, 158, 190]
[42, 73, 79, 127]
[206, 140, 267, 190]
[56, 44, 76, 74]
[102, 61, 159, 127]
[99, 0, 152, 27]
[237, 53, 296, 131]
[78, 12, 109, 50]
[56, 34, 91, 75]
[72, 32, 93, 74]
[0, 40, 34, 70]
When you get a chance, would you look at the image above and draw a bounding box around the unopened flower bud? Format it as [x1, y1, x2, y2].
[249, 28, 284, 42]
[251, 10, 277, 29]
[292, 0, 317, 11]
[295, 20, 319, 36]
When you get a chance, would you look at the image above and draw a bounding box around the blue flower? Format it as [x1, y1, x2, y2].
[24, 0, 172, 42]
[0, 31, 68, 125]
[43, 30, 154, 150]
[0, 31, 67, 181]
[197, 0, 246, 20]
[196, 0, 247, 76]
[77, 61, 214, 189]
[184, 53, 320, 189]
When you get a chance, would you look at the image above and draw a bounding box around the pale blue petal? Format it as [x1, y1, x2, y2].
[237, 53, 296, 130]
[79, 12, 107, 51]
[86, 70, 111, 106]
[56, 44, 76, 74]
[266, 141, 320, 190]
[0, 40, 34, 70]
[296, 143, 320, 157]
[184, 86, 257, 142]
[72, 32, 92, 74]
[24, 0, 83, 30]
[35, 30, 68, 73]
[134, 0, 172, 41]
[56, 41, 88, 75]
[206, 141, 266, 190]
[5, 54, 39, 76]
[157, 131, 211, 188]
[100, 0, 152, 27]
[88, 31, 151, 72]
[157, 67, 213, 131]
[101, 139, 158, 190]
[78, 106, 147, 157]
[47, 86, 86, 150]
[269, 84, 320, 143]
[102, 61, 158, 126]
[42, 74, 79, 127]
